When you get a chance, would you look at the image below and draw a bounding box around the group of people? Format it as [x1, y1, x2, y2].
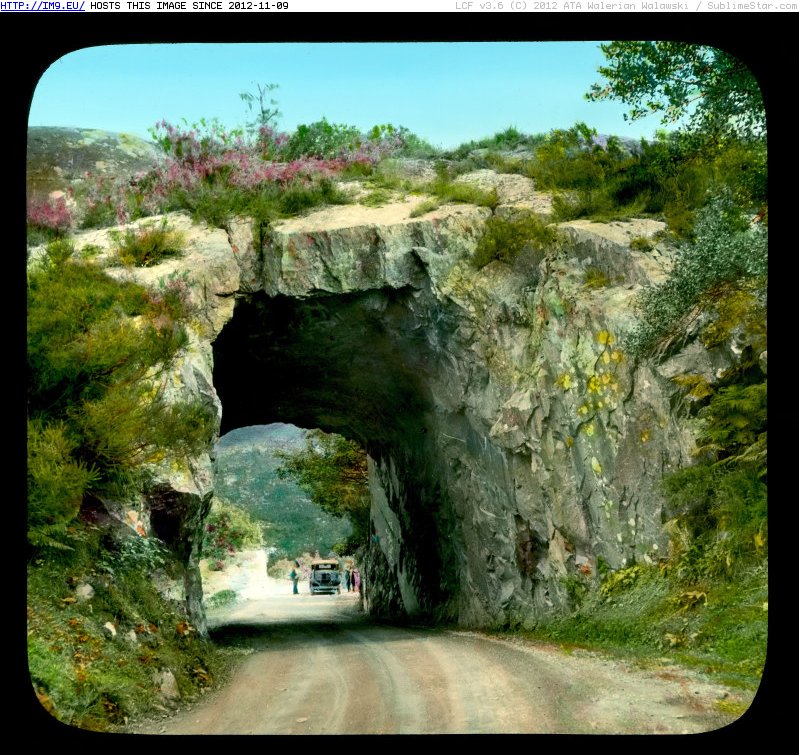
[343, 564, 361, 593]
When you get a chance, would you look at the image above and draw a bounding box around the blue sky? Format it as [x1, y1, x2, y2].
[29, 42, 671, 149]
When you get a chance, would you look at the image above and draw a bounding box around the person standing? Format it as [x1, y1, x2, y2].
[290, 559, 301, 595]
[353, 568, 361, 593]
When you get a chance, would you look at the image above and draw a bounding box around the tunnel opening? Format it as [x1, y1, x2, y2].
[211, 288, 462, 622]
[212, 423, 357, 563]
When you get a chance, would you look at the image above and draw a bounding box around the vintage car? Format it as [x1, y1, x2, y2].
[309, 559, 342, 595]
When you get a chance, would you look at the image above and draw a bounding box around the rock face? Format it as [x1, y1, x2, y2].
[59, 182, 740, 632]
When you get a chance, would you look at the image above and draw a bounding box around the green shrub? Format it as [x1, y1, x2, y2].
[43, 238, 76, 266]
[284, 118, 362, 160]
[552, 190, 647, 224]
[393, 128, 442, 159]
[430, 180, 498, 209]
[600, 564, 645, 598]
[629, 236, 654, 252]
[661, 374, 767, 586]
[472, 212, 562, 269]
[445, 127, 546, 160]
[483, 151, 527, 175]
[528, 123, 622, 191]
[361, 189, 394, 207]
[27, 523, 226, 730]
[79, 244, 103, 260]
[80, 201, 118, 230]
[369, 161, 417, 192]
[338, 161, 374, 179]
[626, 193, 767, 359]
[111, 218, 186, 267]
[202, 498, 264, 563]
[170, 177, 349, 229]
[522, 123, 765, 236]
[279, 177, 350, 215]
[27, 255, 214, 550]
[27, 419, 98, 550]
[206, 589, 238, 609]
[275, 430, 370, 551]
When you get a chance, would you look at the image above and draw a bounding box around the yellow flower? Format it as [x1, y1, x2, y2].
[556, 373, 574, 390]
[597, 330, 615, 345]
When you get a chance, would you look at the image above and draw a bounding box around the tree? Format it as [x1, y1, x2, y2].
[239, 82, 282, 158]
[239, 82, 281, 133]
[587, 42, 765, 141]
[275, 430, 370, 552]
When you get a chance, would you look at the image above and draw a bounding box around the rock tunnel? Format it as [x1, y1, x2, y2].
[126, 207, 699, 637]
[211, 285, 469, 624]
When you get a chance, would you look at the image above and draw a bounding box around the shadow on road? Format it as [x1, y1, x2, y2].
[207, 593, 438, 651]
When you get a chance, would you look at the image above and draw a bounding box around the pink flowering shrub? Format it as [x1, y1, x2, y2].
[76, 115, 410, 229]
[27, 195, 72, 235]
[147, 271, 195, 321]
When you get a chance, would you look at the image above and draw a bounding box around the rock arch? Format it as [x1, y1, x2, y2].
[76, 201, 728, 636]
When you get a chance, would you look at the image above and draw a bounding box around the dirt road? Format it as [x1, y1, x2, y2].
[129, 577, 751, 735]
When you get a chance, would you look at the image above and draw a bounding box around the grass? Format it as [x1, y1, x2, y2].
[206, 589, 238, 610]
[361, 188, 395, 207]
[409, 198, 441, 218]
[583, 266, 611, 289]
[170, 176, 351, 229]
[428, 178, 498, 209]
[367, 160, 497, 211]
[518, 560, 767, 692]
[630, 235, 655, 252]
[80, 201, 118, 230]
[26, 522, 233, 730]
[444, 126, 547, 161]
[111, 218, 186, 267]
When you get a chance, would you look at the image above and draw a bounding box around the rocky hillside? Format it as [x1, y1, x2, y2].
[26, 127, 158, 197]
[28, 155, 756, 636]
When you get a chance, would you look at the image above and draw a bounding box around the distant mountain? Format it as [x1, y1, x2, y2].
[214, 424, 352, 559]
[26, 126, 159, 197]
[216, 423, 305, 452]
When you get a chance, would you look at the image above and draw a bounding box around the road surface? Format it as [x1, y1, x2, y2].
[128, 577, 750, 735]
